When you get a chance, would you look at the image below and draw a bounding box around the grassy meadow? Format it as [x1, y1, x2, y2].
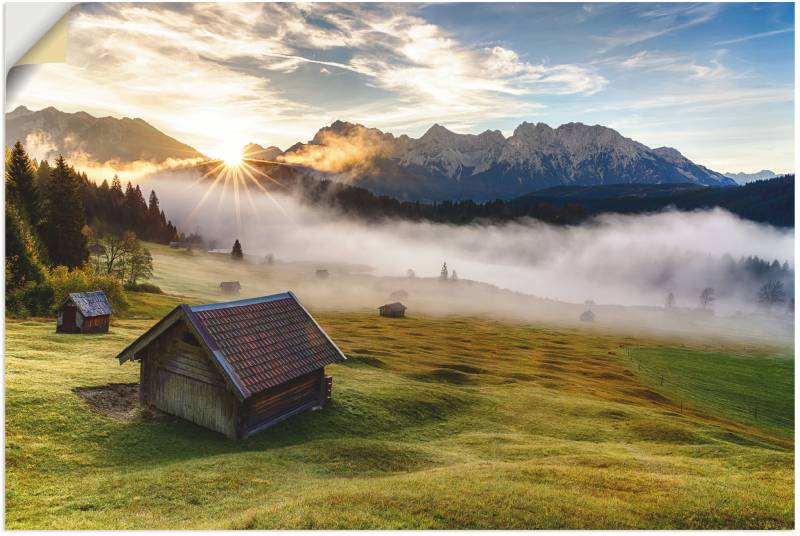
[4, 245, 795, 529]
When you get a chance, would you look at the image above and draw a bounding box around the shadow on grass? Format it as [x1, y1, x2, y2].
[63, 374, 480, 469]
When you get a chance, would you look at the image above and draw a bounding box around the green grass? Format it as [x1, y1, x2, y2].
[4, 245, 795, 529]
[624, 345, 794, 435]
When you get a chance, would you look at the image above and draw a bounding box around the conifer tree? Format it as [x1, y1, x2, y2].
[40, 156, 88, 268]
[35, 159, 51, 191]
[5, 141, 41, 226]
[110, 175, 124, 207]
[439, 262, 448, 280]
[5, 197, 45, 286]
[147, 190, 162, 239]
[231, 239, 244, 260]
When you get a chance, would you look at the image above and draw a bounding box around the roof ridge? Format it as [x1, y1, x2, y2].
[189, 292, 292, 312]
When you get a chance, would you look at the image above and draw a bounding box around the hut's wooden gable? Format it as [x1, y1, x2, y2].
[138, 319, 239, 437]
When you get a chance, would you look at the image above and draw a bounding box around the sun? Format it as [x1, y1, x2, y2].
[216, 142, 244, 167]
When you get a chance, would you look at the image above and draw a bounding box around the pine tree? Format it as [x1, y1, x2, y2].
[147, 190, 161, 240]
[439, 262, 448, 280]
[5, 199, 45, 286]
[451, 270, 458, 281]
[231, 239, 244, 260]
[35, 159, 51, 192]
[5, 141, 41, 226]
[40, 156, 88, 268]
[110, 175, 124, 208]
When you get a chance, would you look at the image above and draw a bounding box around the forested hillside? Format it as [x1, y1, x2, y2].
[293, 174, 794, 227]
[5, 141, 179, 317]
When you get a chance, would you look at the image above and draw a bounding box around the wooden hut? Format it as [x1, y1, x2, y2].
[219, 281, 241, 294]
[115, 292, 346, 439]
[56, 291, 112, 334]
[315, 269, 329, 279]
[379, 302, 407, 318]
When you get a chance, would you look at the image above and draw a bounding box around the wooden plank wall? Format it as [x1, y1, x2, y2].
[141, 321, 239, 438]
[243, 369, 323, 435]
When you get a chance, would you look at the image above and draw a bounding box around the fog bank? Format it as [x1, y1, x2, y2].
[152, 176, 794, 316]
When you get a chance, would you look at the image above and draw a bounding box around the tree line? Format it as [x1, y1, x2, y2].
[5, 141, 176, 316]
[297, 176, 588, 225]
[287, 172, 793, 228]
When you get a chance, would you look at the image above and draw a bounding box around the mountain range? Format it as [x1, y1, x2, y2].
[283, 120, 736, 200]
[6, 105, 202, 163]
[6, 106, 741, 201]
[723, 169, 777, 185]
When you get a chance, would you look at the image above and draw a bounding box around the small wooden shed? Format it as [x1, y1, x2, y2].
[379, 302, 407, 318]
[56, 291, 112, 334]
[315, 269, 329, 279]
[219, 281, 241, 294]
[115, 292, 346, 439]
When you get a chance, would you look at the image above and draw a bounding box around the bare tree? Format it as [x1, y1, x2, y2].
[407, 268, 415, 279]
[758, 280, 786, 309]
[665, 292, 675, 309]
[451, 270, 458, 281]
[699, 287, 715, 309]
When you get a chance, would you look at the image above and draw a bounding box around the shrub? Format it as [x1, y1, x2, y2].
[46, 266, 129, 312]
[124, 282, 163, 294]
[5, 280, 55, 318]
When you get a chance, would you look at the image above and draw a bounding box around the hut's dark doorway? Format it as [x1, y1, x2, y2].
[61, 306, 78, 333]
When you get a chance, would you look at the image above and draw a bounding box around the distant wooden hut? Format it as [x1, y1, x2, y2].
[169, 241, 183, 249]
[56, 291, 112, 334]
[115, 292, 346, 439]
[315, 269, 329, 279]
[389, 290, 409, 301]
[379, 302, 407, 318]
[219, 281, 241, 294]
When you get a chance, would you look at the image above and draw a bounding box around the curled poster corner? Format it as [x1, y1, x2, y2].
[16, 9, 72, 65]
[16, 10, 72, 66]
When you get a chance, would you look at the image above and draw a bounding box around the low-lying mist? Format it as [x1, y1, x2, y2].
[150, 173, 794, 324]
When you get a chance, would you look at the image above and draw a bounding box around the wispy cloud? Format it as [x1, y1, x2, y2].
[595, 3, 722, 51]
[8, 3, 605, 155]
[617, 50, 730, 81]
[713, 27, 793, 46]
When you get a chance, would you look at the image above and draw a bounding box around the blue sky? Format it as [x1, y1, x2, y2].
[8, 2, 795, 172]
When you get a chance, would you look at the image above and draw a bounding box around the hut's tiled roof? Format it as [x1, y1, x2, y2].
[186, 293, 345, 396]
[379, 302, 407, 311]
[116, 292, 346, 400]
[62, 291, 113, 317]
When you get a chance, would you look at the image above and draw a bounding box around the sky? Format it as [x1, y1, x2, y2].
[6, 2, 795, 173]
